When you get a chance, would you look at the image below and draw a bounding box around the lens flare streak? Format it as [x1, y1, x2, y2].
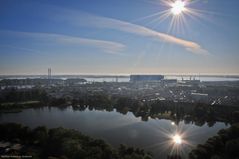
[142, 120, 198, 158]
[133, 0, 213, 35]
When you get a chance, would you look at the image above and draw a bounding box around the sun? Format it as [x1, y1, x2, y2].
[171, 0, 186, 15]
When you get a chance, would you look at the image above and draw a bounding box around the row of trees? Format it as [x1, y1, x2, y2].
[189, 123, 239, 159]
[71, 96, 239, 126]
[1, 88, 239, 125]
[0, 88, 48, 103]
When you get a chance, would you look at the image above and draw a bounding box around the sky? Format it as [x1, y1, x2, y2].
[0, 0, 239, 75]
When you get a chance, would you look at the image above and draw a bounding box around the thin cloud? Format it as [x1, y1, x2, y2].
[55, 10, 209, 55]
[0, 44, 41, 54]
[0, 31, 126, 54]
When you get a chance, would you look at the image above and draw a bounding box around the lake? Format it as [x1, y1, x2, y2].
[0, 107, 229, 159]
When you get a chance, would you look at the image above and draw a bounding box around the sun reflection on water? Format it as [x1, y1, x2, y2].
[141, 119, 198, 158]
[173, 134, 182, 145]
[166, 121, 196, 158]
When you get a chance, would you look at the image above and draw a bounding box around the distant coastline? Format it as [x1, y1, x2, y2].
[1, 74, 239, 82]
[1, 74, 239, 78]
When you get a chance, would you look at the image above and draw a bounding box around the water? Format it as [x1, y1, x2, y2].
[165, 75, 239, 82]
[85, 77, 129, 82]
[0, 107, 229, 159]
[84, 76, 239, 82]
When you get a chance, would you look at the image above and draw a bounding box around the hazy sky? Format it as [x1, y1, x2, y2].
[0, 0, 239, 75]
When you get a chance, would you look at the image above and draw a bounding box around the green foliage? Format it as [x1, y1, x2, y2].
[0, 88, 48, 103]
[225, 138, 239, 157]
[32, 126, 48, 146]
[189, 124, 239, 159]
[0, 123, 30, 142]
[117, 144, 152, 159]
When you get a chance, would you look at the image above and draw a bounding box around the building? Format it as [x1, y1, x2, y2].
[162, 79, 177, 87]
[130, 75, 164, 82]
[191, 93, 208, 102]
[65, 78, 87, 85]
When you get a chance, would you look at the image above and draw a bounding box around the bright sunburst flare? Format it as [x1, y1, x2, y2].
[141, 121, 198, 158]
[171, 0, 186, 15]
[173, 134, 182, 144]
[133, 0, 211, 34]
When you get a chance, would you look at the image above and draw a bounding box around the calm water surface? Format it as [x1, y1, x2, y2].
[84, 76, 239, 82]
[0, 107, 229, 158]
